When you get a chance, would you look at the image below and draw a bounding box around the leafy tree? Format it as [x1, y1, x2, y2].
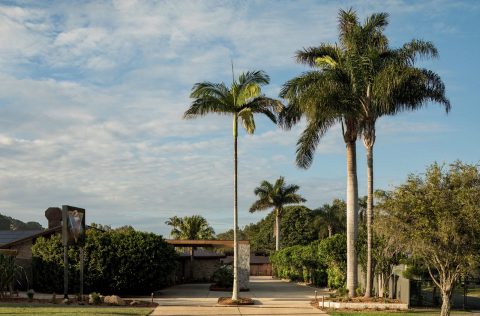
[184, 69, 282, 300]
[0, 213, 43, 231]
[249, 177, 306, 250]
[165, 215, 215, 240]
[376, 162, 480, 316]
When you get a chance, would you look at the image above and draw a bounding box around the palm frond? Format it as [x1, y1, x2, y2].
[296, 44, 340, 67]
[296, 117, 336, 169]
[183, 97, 234, 119]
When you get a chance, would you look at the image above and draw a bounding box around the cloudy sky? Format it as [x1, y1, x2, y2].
[0, 0, 478, 236]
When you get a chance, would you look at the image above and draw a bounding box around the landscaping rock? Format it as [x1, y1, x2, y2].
[104, 295, 126, 306]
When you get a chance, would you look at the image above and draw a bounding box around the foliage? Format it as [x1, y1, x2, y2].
[32, 228, 177, 295]
[90, 292, 101, 305]
[0, 213, 43, 231]
[165, 215, 215, 240]
[0, 253, 26, 297]
[219, 206, 317, 254]
[27, 289, 34, 301]
[376, 162, 480, 316]
[250, 176, 306, 250]
[312, 199, 347, 239]
[270, 234, 347, 289]
[212, 265, 233, 288]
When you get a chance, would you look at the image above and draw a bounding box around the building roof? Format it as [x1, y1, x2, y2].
[167, 239, 249, 248]
[0, 230, 43, 246]
[178, 249, 227, 259]
[0, 226, 61, 248]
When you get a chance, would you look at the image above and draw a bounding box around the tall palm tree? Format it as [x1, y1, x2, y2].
[184, 70, 282, 300]
[280, 33, 364, 299]
[249, 176, 306, 251]
[337, 9, 450, 297]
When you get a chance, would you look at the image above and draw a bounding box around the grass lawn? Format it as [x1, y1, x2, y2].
[327, 310, 474, 316]
[0, 303, 154, 316]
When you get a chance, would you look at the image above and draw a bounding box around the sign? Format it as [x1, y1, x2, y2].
[62, 205, 85, 246]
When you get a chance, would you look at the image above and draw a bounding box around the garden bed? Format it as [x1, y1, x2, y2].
[314, 298, 408, 310]
[0, 297, 157, 307]
[218, 297, 254, 305]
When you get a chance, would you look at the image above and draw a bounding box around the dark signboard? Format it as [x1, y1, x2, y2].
[62, 205, 85, 246]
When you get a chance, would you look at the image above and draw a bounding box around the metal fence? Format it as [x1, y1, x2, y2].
[410, 278, 480, 310]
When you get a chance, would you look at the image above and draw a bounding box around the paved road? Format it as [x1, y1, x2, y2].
[149, 276, 329, 315]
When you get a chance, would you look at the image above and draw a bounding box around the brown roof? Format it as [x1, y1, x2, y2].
[166, 239, 249, 248]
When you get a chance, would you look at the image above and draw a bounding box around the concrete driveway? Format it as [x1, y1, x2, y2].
[150, 276, 329, 315]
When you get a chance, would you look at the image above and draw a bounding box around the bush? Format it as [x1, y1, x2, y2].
[0, 253, 26, 296]
[90, 292, 101, 305]
[32, 228, 177, 295]
[212, 265, 233, 288]
[270, 234, 347, 288]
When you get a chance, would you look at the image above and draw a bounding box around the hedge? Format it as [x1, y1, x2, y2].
[270, 234, 346, 288]
[32, 228, 177, 295]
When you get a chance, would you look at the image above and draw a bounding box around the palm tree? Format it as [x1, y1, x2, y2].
[279, 28, 365, 298]
[337, 9, 450, 297]
[249, 176, 306, 251]
[313, 199, 347, 238]
[165, 215, 215, 240]
[184, 69, 282, 300]
[165, 215, 215, 280]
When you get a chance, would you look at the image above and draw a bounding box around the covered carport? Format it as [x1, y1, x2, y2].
[166, 239, 250, 290]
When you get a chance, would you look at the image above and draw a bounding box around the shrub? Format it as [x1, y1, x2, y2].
[32, 228, 177, 295]
[0, 253, 26, 296]
[212, 265, 233, 288]
[270, 234, 347, 288]
[27, 289, 34, 301]
[90, 292, 101, 305]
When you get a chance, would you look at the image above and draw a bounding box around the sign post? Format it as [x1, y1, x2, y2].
[62, 205, 86, 301]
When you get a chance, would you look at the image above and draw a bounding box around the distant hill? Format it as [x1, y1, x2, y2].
[0, 213, 43, 231]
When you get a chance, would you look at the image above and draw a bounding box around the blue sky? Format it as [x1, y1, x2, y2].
[0, 0, 478, 236]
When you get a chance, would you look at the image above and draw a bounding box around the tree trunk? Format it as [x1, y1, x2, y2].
[365, 144, 374, 297]
[275, 208, 281, 251]
[346, 140, 359, 297]
[328, 225, 333, 238]
[232, 114, 239, 301]
[440, 288, 452, 316]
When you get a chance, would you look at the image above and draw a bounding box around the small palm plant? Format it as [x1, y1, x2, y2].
[250, 176, 306, 251]
[184, 69, 282, 300]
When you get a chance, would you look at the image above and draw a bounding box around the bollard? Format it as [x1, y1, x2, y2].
[322, 295, 325, 308]
[151, 292, 154, 303]
[315, 290, 318, 301]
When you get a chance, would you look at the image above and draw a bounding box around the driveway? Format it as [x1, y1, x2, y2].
[149, 276, 329, 315]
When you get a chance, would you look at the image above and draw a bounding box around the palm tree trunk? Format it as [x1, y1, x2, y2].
[365, 144, 374, 297]
[275, 208, 281, 251]
[232, 114, 239, 301]
[328, 225, 333, 238]
[346, 140, 358, 297]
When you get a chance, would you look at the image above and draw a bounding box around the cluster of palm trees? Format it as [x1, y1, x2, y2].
[184, 9, 449, 300]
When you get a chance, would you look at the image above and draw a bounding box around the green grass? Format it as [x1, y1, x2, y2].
[327, 310, 474, 316]
[0, 304, 154, 316]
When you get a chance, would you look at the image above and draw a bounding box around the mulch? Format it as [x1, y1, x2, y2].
[218, 297, 254, 305]
[0, 297, 157, 307]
